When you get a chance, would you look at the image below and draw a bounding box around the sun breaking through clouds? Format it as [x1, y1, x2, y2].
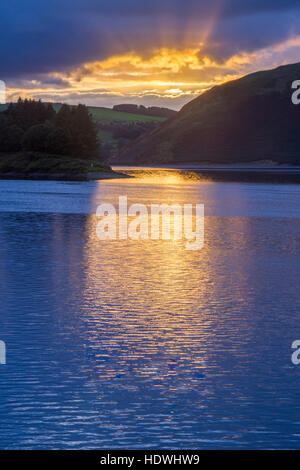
[2, 1, 300, 109]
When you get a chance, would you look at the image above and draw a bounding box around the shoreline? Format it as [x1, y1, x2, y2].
[1, 164, 300, 183]
[113, 163, 300, 170]
[113, 165, 300, 184]
[0, 170, 131, 181]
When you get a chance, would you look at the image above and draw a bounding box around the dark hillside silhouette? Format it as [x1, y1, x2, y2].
[118, 62, 300, 165]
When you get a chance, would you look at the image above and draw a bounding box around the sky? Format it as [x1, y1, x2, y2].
[1, 0, 300, 110]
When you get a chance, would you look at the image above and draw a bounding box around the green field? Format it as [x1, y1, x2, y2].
[0, 103, 166, 123]
[51, 104, 166, 124]
[87, 106, 166, 124]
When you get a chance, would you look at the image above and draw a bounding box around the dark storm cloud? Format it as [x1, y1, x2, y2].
[63, 0, 300, 17]
[1, 0, 300, 79]
[200, 10, 300, 62]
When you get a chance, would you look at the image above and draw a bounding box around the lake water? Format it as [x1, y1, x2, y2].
[0, 169, 300, 449]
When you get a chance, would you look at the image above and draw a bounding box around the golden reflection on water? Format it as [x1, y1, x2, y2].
[80, 235, 254, 386]
[47, 170, 256, 387]
[116, 168, 213, 184]
[1, 175, 300, 448]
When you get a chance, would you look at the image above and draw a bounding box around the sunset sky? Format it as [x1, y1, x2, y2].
[2, 0, 300, 109]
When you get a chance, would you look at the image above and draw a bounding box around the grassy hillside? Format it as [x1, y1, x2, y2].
[0, 103, 166, 123]
[49, 104, 165, 124]
[88, 106, 166, 124]
[118, 62, 300, 165]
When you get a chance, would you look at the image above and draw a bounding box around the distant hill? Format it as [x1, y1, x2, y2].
[113, 104, 176, 119]
[117, 62, 300, 165]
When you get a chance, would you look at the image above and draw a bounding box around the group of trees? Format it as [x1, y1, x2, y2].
[113, 104, 176, 118]
[0, 98, 100, 159]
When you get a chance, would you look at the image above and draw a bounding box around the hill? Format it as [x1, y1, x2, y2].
[117, 62, 300, 165]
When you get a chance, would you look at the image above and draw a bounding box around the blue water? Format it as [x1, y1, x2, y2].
[0, 172, 300, 449]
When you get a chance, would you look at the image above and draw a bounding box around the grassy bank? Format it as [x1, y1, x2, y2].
[0, 152, 119, 180]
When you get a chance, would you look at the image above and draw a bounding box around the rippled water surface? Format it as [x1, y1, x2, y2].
[0, 170, 300, 449]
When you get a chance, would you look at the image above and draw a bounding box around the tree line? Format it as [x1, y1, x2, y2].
[113, 104, 176, 118]
[0, 98, 100, 160]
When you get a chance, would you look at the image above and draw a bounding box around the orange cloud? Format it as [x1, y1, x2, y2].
[6, 34, 300, 109]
